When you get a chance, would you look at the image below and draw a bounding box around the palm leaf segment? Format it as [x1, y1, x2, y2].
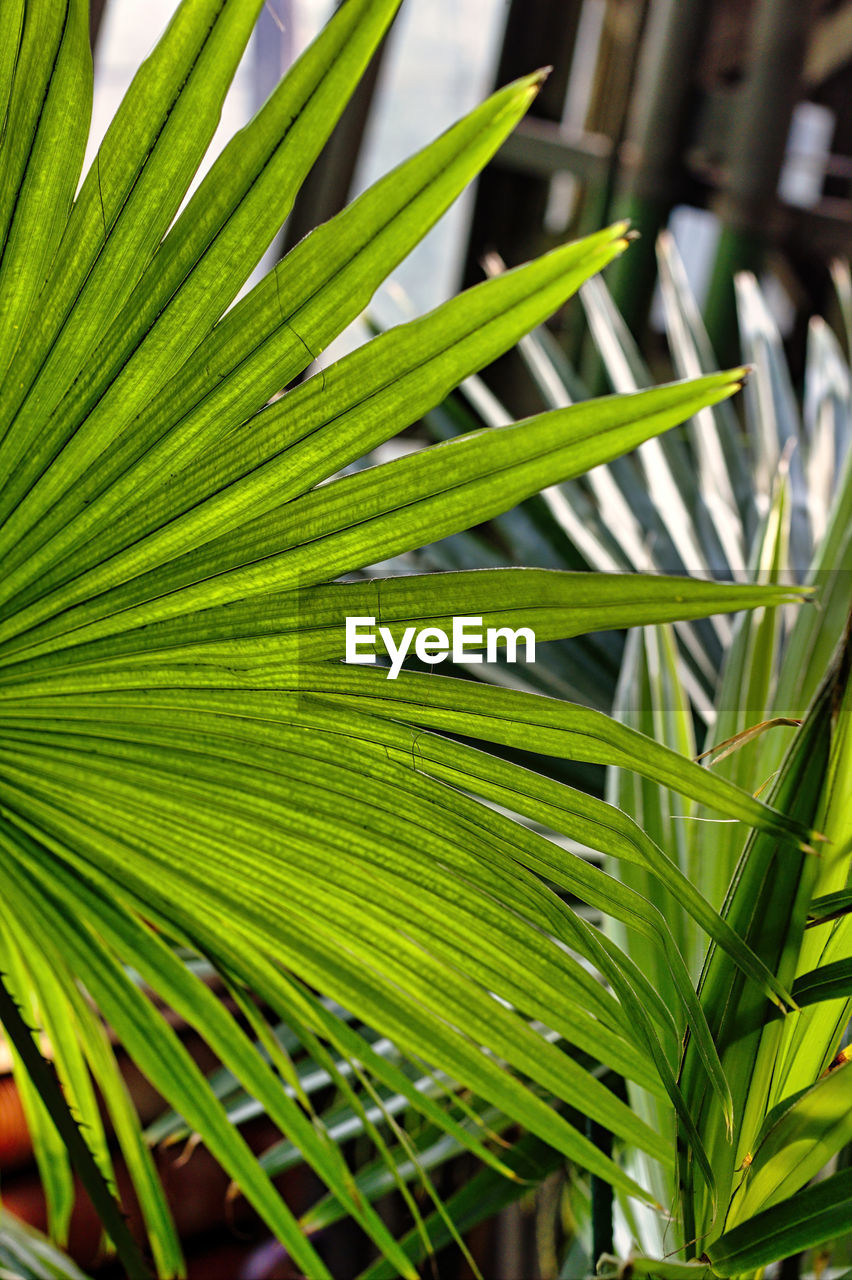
[0, 1, 816, 1275]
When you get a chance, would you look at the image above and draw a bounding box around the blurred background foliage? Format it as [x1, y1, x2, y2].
[88, 0, 852, 380]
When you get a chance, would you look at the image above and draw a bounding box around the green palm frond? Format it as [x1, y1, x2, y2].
[1, 3, 846, 1279]
[0, 1212, 93, 1280]
[320, 232, 851, 1272]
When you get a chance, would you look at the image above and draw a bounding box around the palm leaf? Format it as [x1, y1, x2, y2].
[0, 1213, 94, 1280]
[1, 2, 842, 1276]
[708, 1168, 852, 1277]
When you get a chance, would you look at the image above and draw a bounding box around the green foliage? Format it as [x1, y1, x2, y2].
[0, 3, 848, 1279]
[0, 1212, 93, 1280]
[377, 236, 852, 1273]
